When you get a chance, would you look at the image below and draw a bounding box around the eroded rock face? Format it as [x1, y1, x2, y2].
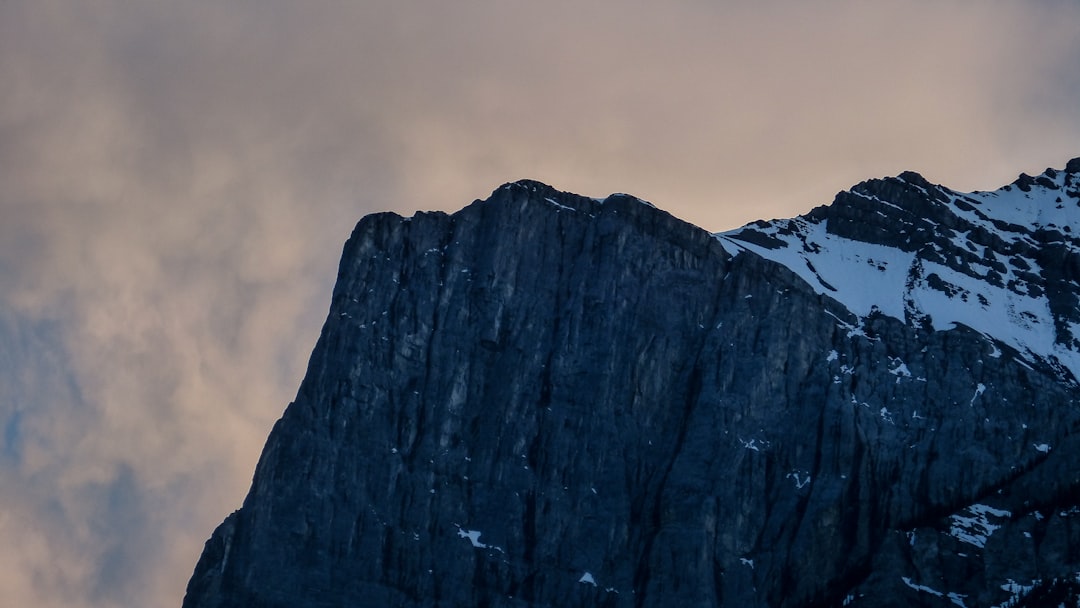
[185, 164, 1080, 608]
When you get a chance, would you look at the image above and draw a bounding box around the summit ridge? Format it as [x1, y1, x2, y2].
[720, 159, 1080, 384]
[185, 158, 1080, 608]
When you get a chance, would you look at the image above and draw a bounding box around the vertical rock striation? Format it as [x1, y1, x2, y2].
[185, 163, 1080, 607]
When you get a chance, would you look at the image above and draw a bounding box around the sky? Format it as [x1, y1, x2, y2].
[1, 1, 1078, 606]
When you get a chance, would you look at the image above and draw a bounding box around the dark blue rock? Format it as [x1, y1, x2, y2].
[185, 167, 1080, 608]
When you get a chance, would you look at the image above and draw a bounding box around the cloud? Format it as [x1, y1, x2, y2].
[1, 1, 1078, 607]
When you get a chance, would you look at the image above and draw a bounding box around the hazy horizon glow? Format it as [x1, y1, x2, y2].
[2, 2, 1079, 606]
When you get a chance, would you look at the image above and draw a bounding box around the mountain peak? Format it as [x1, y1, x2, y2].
[1065, 156, 1080, 174]
[501, 178, 557, 193]
[186, 158, 1080, 608]
[721, 158, 1080, 383]
[491, 179, 661, 219]
[895, 169, 933, 188]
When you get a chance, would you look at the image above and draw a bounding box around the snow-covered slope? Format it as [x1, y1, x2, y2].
[718, 158, 1080, 383]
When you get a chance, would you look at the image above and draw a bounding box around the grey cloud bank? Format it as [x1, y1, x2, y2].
[1, 1, 1078, 606]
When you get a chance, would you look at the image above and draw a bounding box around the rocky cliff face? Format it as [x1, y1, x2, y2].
[184, 162, 1080, 608]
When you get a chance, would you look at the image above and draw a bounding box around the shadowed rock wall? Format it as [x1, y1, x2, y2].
[184, 178, 1080, 608]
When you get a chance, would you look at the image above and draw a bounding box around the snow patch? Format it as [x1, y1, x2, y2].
[544, 197, 578, 212]
[969, 383, 986, 406]
[902, 576, 944, 597]
[901, 574, 971, 607]
[949, 504, 1011, 548]
[738, 437, 769, 451]
[824, 310, 876, 341]
[888, 358, 912, 378]
[786, 471, 812, 489]
[993, 579, 1040, 608]
[721, 221, 915, 321]
[455, 526, 505, 553]
[879, 407, 895, 424]
[457, 527, 487, 548]
[947, 592, 969, 608]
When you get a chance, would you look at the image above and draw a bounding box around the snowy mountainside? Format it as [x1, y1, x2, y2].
[719, 158, 1080, 383]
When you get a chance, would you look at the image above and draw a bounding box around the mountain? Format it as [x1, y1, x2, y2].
[184, 159, 1080, 608]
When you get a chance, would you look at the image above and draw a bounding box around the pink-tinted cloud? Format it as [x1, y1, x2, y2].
[0, 2, 1078, 607]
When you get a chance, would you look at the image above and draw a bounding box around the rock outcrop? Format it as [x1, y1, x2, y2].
[184, 162, 1080, 607]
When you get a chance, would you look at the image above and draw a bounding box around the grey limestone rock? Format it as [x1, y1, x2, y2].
[185, 162, 1080, 607]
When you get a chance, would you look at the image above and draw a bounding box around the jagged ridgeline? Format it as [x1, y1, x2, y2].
[185, 160, 1080, 608]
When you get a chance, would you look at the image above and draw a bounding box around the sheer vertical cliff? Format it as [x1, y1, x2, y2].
[185, 161, 1080, 607]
